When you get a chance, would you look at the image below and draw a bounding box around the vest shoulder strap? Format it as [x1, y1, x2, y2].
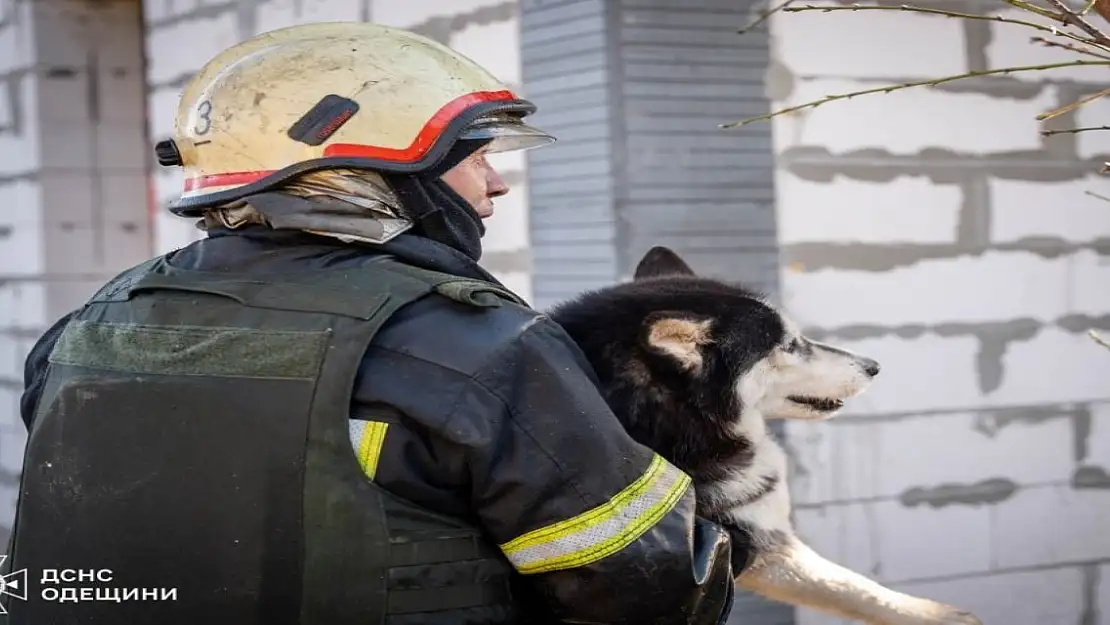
[369, 257, 529, 309]
[85, 254, 527, 319]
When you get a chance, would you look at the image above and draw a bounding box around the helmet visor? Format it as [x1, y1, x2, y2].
[458, 113, 556, 154]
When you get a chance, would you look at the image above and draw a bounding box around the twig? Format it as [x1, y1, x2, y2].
[740, 0, 798, 33]
[1031, 35, 1110, 60]
[1002, 0, 1074, 22]
[1037, 87, 1110, 121]
[1044, 0, 1110, 46]
[780, 4, 1110, 53]
[1041, 124, 1110, 135]
[1089, 330, 1110, 350]
[721, 60, 1110, 129]
[1082, 0, 1099, 15]
[1083, 189, 1110, 201]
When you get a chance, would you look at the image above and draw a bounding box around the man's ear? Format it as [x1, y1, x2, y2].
[633, 246, 696, 280]
[642, 311, 713, 370]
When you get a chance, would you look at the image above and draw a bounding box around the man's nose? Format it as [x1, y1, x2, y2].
[487, 168, 509, 198]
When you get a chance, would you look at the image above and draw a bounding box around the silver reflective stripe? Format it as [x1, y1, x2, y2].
[500, 454, 692, 575]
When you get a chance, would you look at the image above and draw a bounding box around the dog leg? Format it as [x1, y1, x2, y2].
[736, 535, 982, 625]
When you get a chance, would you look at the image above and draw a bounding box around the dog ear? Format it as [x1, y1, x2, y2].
[643, 311, 713, 369]
[633, 246, 696, 280]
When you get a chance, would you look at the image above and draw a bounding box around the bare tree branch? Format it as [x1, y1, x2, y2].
[1031, 35, 1110, 60]
[740, 0, 799, 33]
[721, 61, 1110, 129]
[1044, 0, 1110, 45]
[1038, 123, 1110, 134]
[1041, 124, 1110, 135]
[1089, 330, 1110, 350]
[1038, 87, 1110, 121]
[777, 4, 1110, 53]
[1001, 0, 1072, 21]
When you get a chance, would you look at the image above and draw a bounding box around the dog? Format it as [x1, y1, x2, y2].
[546, 246, 982, 625]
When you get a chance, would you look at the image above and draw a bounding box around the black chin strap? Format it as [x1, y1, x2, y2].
[384, 139, 490, 262]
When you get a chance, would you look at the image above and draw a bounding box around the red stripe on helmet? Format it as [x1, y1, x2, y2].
[183, 90, 517, 192]
[322, 89, 517, 160]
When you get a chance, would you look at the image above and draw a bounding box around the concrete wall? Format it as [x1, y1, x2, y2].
[520, 0, 781, 309]
[143, 0, 535, 300]
[0, 0, 152, 540]
[768, 4, 1110, 624]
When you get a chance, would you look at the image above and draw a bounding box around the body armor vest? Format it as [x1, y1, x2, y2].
[0, 254, 528, 624]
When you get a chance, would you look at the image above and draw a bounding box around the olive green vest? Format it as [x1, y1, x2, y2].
[0, 254, 528, 624]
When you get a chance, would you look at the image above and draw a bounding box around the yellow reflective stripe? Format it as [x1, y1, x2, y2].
[349, 419, 389, 480]
[499, 454, 692, 575]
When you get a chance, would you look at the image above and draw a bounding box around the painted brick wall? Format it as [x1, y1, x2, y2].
[0, 0, 42, 536]
[0, 0, 152, 543]
[143, 0, 535, 300]
[767, 3, 1110, 624]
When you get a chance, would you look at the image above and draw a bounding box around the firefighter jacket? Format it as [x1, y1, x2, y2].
[9, 227, 744, 624]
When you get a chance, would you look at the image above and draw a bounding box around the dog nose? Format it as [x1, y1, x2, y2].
[859, 358, 881, 377]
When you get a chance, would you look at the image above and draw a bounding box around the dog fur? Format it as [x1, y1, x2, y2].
[547, 246, 982, 625]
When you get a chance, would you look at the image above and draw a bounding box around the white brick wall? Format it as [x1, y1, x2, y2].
[1087, 402, 1110, 468]
[990, 177, 1110, 243]
[793, 487, 1110, 623]
[0, 72, 39, 177]
[771, 0, 968, 79]
[253, 0, 365, 32]
[0, 0, 153, 542]
[890, 567, 1087, 625]
[777, 173, 963, 245]
[370, 0, 503, 29]
[785, 408, 1079, 505]
[772, 3, 1110, 622]
[0, 0, 42, 548]
[145, 13, 241, 85]
[995, 485, 1110, 569]
[0, 0, 42, 514]
[794, 500, 994, 584]
[784, 252, 1101, 328]
[1073, 91, 1110, 158]
[773, 80, 1056, 155]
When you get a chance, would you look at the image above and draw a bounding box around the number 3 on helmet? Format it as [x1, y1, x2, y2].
[156, 21, 556, 219]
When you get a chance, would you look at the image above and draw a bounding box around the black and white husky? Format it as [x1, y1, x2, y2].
[547, 246, 982, 625]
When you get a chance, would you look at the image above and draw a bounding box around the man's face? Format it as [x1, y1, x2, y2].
[439, 145, 509, 219]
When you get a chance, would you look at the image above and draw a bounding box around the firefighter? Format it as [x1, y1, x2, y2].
[8, 22, 752, 624]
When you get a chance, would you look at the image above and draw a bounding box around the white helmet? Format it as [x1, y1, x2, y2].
[156, 21, 554, 218]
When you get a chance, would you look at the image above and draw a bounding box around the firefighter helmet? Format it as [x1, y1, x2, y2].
[156, 21, 554, 218]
